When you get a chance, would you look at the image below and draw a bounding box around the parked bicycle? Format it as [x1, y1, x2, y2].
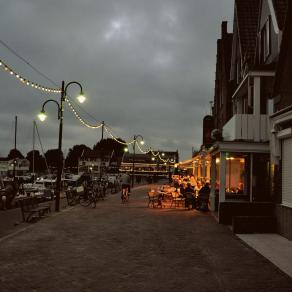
[65, 185, 85, 206]
[65, 183, 96, 208]
[65, 176, 110, 208]
[79, 189, 97, 207]
[93, 178, 108, 200]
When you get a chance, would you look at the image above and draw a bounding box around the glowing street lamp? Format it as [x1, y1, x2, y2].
[132, 134, 144, 187]
[37, 81, 86, 211]
[37, 110, 47, 122]
[77, 92, 86, 103]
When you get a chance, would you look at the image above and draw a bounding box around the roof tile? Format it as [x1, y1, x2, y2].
[235, 0, 261, 64]
[272, 0, 288, 30]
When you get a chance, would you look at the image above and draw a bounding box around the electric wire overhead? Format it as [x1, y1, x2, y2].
[0, 45, 176, 163]
[0, 58, 61, 93]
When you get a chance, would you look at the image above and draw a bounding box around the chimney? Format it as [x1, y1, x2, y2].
[221, 21, 228, 38]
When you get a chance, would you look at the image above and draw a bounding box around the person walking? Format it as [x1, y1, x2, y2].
[120, 173, 131, 203]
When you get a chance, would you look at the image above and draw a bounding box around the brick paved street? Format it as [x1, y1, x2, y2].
[0, 184, 292, 292]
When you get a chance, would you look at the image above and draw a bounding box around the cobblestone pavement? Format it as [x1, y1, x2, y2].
[1, 184, 292, 292]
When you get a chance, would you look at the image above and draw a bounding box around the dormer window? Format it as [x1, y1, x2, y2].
[259, 16, 271, 63]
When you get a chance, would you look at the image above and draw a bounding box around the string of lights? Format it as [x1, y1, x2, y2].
[65, 97, 103, 129]
[0, 45, 175, 163]
[0, 58, 61, 93]
[104, 125, 135, 145]
[136, 142, 151, 154]
[68, 97, 101, 125]
[64, 102, 173, 162]
[136, 142, 173, 163]
[0, 39, 59, 87]
[65, 98, 174, 163]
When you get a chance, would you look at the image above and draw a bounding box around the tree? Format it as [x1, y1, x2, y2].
[7, 149, 24, 159]
[65, 144, 91, 171]
[93, 138, 126, 157]
[26, 150, 47, 173]
[44, 149, 64, 171]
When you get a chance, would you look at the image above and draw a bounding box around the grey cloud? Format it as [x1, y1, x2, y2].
[0, 0, 234, 160]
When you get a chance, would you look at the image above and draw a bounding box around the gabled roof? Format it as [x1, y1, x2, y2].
[272, 0, 288, 30]
[235, 0, 261, 64]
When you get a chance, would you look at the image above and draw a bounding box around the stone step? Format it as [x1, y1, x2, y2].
[219, 201, 275, 225]
[232, 216, 277, 234]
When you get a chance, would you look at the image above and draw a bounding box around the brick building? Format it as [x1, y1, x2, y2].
[197, 0, 291, 235]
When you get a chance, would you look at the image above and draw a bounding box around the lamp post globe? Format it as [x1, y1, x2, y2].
[38, 110, 47, 122]
[132, 134, 144, 188]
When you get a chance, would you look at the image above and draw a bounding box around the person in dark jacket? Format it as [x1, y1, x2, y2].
[183, 183, 196, 209]
[197, 183, 210, 211]
[1, 181, 18, 210]
[198, 183, 210, 195]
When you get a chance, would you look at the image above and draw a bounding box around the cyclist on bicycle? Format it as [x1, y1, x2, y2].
[120, 173, 131, 202]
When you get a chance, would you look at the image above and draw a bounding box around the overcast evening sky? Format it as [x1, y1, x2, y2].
[0, 0, 234, 161]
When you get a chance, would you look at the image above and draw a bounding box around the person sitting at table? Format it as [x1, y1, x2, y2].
[182, 183, 196, 209]
[179, 184, 185, 197]
[173, 179, 179, 190]
[190, 175, 196, 188]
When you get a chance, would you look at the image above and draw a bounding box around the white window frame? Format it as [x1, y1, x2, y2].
[260, 16, 271, 62]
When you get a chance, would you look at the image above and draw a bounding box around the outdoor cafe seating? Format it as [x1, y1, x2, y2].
[147, 185, 197, 209]
[170, 191, 185, 208]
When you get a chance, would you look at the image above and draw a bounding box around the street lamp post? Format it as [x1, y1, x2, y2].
[38, 81, 85, 211]
[132, 134, 144, 188]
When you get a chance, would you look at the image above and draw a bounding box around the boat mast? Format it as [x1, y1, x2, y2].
[33, 120, 35, 179]
[13, 115, 17, 181]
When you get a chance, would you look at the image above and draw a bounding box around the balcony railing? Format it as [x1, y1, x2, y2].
[222, 114, 269, 142]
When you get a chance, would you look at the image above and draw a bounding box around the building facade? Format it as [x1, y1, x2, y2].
[195, 0, 290, 235]
[0, 158, 30, 177]
[270, 1, 292, 239]
[120, 151, 178, 181]
[78, 149, 113, 177]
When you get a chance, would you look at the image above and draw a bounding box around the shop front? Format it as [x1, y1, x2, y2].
[176, 159, 193, 176]
[270, 108, 292, 239]
[209, 141, 271, 216]
[192, 151, 211, 185]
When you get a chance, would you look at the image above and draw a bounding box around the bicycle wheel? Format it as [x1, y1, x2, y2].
[79, 193, 92, 207]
